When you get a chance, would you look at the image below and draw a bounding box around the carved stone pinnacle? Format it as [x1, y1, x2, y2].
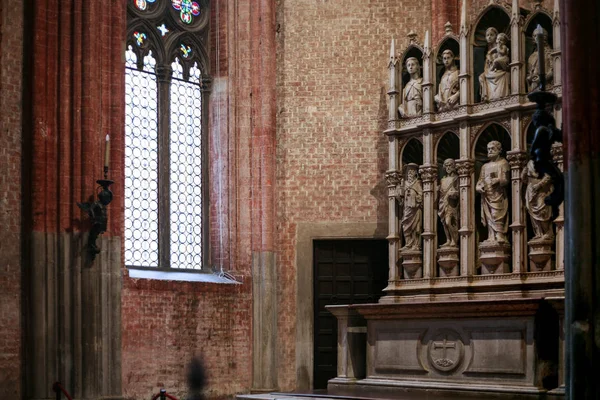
[445, 22, 453, 35]
[407, 30, 418, 44]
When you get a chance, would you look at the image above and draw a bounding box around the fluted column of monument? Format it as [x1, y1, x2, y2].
[388, 39, 400, 125]
[456, 158, 475, 276]
[551, 0, 562, 86]
[422, 31, 435, 114]
[420, 132, 437, 278]
[386, 170, 402, 283]
[506, 150, 528, 272]
[386, 40, 401, 284]
[510, 0, 524, 95]
[459, 0, 471, 105]
[551, 142, 564, 270]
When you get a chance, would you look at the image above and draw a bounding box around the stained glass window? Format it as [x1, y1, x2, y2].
[126, 0, 210, 270]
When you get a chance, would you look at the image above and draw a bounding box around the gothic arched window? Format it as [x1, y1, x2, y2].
[125, 0, 210, 270]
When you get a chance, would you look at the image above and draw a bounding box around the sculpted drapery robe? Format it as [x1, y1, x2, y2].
[400, 178, 423, 249]
[435, 67, 460, 111]
[477, 158, 510, 238]
[438, 174, 459, 245]
[521, 160, 554, 238]
[399, 77, 423, 117]
[527, 44, 554, 91]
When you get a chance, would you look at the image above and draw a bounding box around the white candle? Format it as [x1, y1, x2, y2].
[104, 134, 110, 169]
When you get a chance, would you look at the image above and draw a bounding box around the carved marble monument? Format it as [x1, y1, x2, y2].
[398, 57, 423, 118]
[329, 1, 566, 397]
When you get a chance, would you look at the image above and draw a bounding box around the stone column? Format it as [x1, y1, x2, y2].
[560, 0, 600, 396]
[419, 162, 438, 279]
[459, 0, 471, 105]
[326, 306, 367, 381]
[456, 158, 475, 276]
[422, 31, 435, 114]
[250, 0, 278, 392]
[385, 43, 401, 285]
[386, 169, 401, 284]
[26, 1, 125, 399]
[510, 0, 524, 95]
[552, 0, 562, 86]
[506, 150, 528, 273]
[551, 143, 564, 270]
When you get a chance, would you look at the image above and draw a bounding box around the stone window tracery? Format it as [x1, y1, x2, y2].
[125, 0, 210, 271]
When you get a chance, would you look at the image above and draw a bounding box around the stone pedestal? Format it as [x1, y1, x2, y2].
[437, 246, 460, 277]
[401, 249, 423, 279]
[479, 241, 511, 275]
[528, 238, 554, 272]
[327, 299, 561, 399]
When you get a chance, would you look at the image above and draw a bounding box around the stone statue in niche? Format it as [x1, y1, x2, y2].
[527, 28, 554, 91]
[479, 28, 511, 102]
[398, 57, 423, 118]
[521, 159, 554, 239]
[434, 50, 460, 112]
[438, 159, 460, 247]
[397, 163, 423, 250]
[476, 140, 510, 243]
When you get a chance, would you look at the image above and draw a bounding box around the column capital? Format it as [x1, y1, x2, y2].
[456, 159, 474, 177]
[419, 164, 438, 183]
[506, 150, 528, 169]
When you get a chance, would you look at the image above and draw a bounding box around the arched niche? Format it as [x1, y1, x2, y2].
[401, 138, 424, 172]
[434, 37, 460, 97]
[472, 6, 511, 103]
[473, 123, 512, 255]
[524, 121, 556, 248]
[436, 131, 460, 258]
[400, 46, 424, 88]
[524, 12, 554, 90]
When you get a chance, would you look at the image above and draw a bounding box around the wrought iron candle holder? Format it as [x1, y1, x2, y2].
[527, 24, 564, 219]
[77, 166, 114, 261]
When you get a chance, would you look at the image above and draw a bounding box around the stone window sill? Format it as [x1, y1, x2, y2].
[127, 268, 241, 284]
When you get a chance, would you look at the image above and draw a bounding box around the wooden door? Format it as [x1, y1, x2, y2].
[313, 239, 388, 389]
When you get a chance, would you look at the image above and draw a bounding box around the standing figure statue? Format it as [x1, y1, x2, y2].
[476, 140, 510, 243]
[479, 28, 511, 102]
[397, 163, 423, 250]
[398, 57, 423, 118]
[438, 159, 460, 247]
[434, 49, 460, 112]
[521, 159, 554, 239]
[527, 27, 554, 91]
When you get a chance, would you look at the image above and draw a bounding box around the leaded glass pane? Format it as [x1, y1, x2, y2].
[169, 65, 203, 270]
[125, 49, 159, 267]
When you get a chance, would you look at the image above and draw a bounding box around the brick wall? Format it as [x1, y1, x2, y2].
[275, 0, 431, 390]
[122, 0, 255, 398]
[0, 0, 22, 397]
[121, 277, 252, 400]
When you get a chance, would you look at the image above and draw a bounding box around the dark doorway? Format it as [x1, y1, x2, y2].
[313, 239, 388, 389]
